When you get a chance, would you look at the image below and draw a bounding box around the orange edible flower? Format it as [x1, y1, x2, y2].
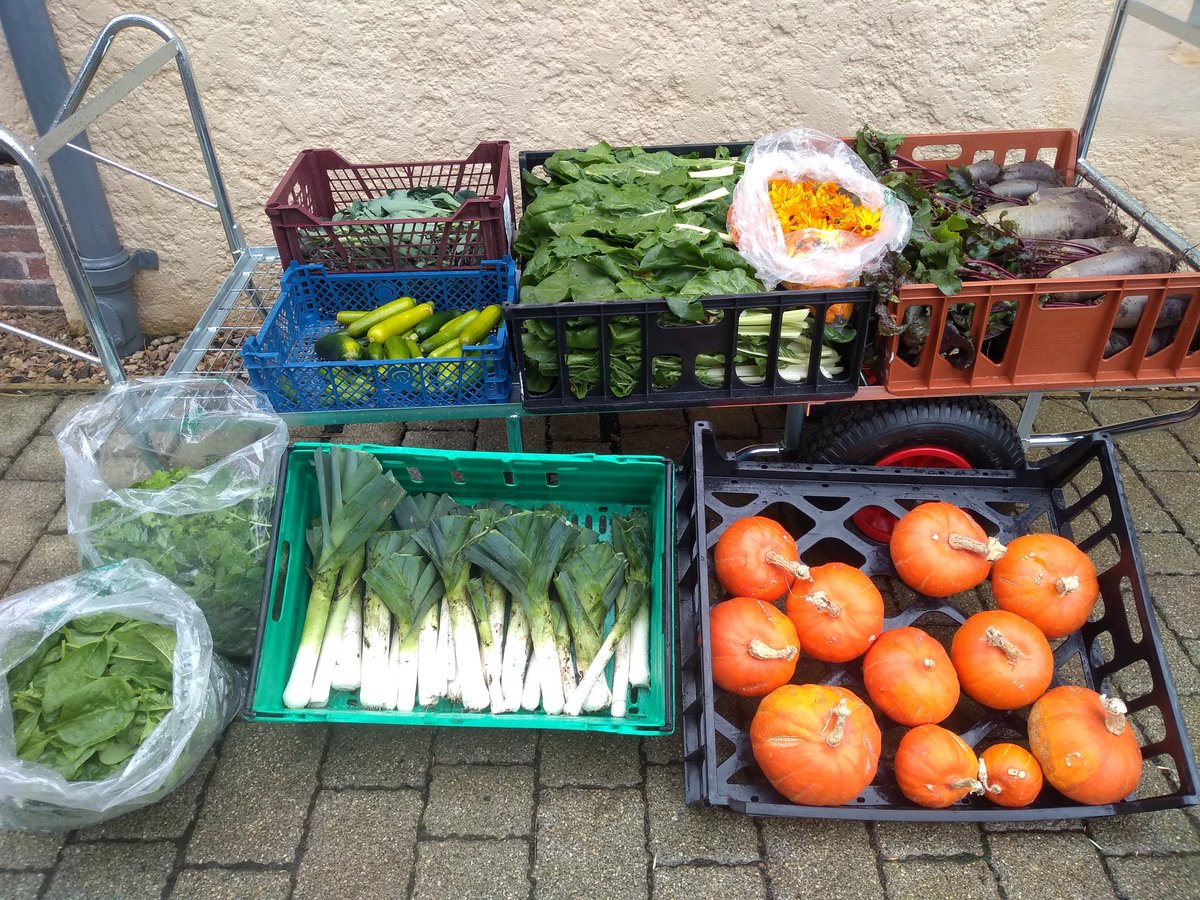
[767, 179, 881, 248]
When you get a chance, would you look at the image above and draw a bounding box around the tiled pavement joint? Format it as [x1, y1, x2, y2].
[284, 730, 331, 898]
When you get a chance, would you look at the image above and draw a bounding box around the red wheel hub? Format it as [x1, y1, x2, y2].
[852, 446, 973, 543]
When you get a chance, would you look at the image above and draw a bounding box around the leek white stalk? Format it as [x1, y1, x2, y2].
[358, 595, 391, 708]
[611, 632, 632, 718]
[367, 551, 444, 712]
[310, 545, 367, 708]
[468, 578, 507, 712]
[330, 588, 363, 692]
[417, 603, 444, 706]
[627, 604, 651, 690]
[552, 604, 577, 702]
[449, 606, 489, 711]
[382, 619, 400, 711]
[282, 562, 340, 709]
[521, 650, 541, 711]
[554, 542, 625, 714]
[501, 603, 530, 712]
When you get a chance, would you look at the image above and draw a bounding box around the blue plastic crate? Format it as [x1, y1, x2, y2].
[242, 260, 515, 413]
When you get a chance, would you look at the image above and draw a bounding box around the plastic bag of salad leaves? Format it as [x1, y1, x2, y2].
[0, 559, 244, 831]
[55, 377, 288, 659]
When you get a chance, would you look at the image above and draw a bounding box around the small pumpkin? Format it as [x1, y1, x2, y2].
[894, 724, 986, 808]
[950, 610, 1054, 710]
[709, 596, 800, 697]
[750, 684, 881, 806]
[889, 502, 1005, 597]
[992, 533, 1100, 639]
[1028, 686, 1142, 805]
[713, 516, 808, 602]
[784, 563, 884, 663]
[862, 626, 960, 725]
[979, 743, 1043, 808]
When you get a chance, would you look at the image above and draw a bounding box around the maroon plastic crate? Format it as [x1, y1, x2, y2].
[265, 142, 514, 273]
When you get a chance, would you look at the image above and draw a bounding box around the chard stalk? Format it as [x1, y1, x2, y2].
[675, 186, 730, 210]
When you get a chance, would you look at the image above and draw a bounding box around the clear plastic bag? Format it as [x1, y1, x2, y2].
[0, 560, 244, 831]
[729, 127, 913, 289]
[55, 377, 288, 659]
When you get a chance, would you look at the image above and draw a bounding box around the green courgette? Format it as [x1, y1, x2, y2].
[314, 331, 366, 362]
[409, 309, 459, 342]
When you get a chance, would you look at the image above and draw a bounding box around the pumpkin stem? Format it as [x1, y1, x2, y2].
[747, 638, 799, 662]
[948, 776, 987, 796]
[984, 626, 1023, 665]
[978, 757, 1002, 795]
[823, 699, 851, 748]
[1057, 575, 1080, 595]
[986, 537, 1007, 562]
[1100, 694, 1128, 736]
[764, 550, 811, 582]
[947, 533, 1006, 561]
[804, 590, 842, 618]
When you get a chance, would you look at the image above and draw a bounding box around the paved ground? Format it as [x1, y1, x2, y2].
[0, 389, 1199, 899]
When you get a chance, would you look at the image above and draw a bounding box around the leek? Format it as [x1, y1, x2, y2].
[310, 544, 367, 708]
[467, 579, 506, 711]
[501, 603, 530, 711]
[627, 604, 652, 690]
[551, 603, 577, 701]
[466, 510, 582, 714]
[521, 651, 541, 711]
[365, 549, 444, 712]
[554, 542, 626, 712]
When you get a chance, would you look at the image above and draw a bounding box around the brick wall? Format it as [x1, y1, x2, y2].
[0, 168, 60, 308]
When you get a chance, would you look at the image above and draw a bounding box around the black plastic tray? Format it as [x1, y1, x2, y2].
[676, 421, 1200, 821]
[507, 143, 873, 413]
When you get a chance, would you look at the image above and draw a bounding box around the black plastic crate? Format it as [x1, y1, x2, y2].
[676, 421, 1200, 821]
[508, 142, 873, 414]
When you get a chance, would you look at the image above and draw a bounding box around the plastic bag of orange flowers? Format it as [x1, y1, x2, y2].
[728, 127, 912, 289]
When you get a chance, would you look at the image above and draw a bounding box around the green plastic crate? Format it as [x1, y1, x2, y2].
[246, 441, 675, 734]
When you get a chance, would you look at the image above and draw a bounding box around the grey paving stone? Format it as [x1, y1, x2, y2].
[0, 481, 63, 565]
[0, 871, 43, 898]
[646, 765, 758, 866]
[1144, 471, 1200, 535]
[1150, 576, 1200, 640]
[413, 838, 530, 900]
[44, 841, 175, 900]
[6, 533, 79, 595]
[544, 439, 605, 456]
[534, 787, 646, 900]
[406, 418, 480, 432]
[993, 397, 1023, 426]
[618, 427, 691, 462]
[874, 820, 984, 858]
[424, 764, 534, 838]
[762, 817, 882, 898]
[1136, 532, 1200, 576]
[4, 435, 65, 482]
[694, 406, 760, 439]
[0, 395, 56, 456]
[78, 753, 214, 841]
[1113, 621, 1200, 698]
[402, 428, 476, 450]
[883, 859, 1001, 900]
[982, 817, 1087, 835]
[1087, 765, 1200, 855]
[41, 394, 93, 436]
[477, 416, 547, 453]
[754, 404, 787, 429]
[1119, 470, 1183, 533]
[0, 457, 10, 478]
[332, 421, 407, 445]
[1119, 430, 1199, 473]
[321, 725, 432, 788]
[988, 830, 1115, 900]
[432, 727, 537, 764]
[0, 827, 64, 868]
[1088, 398, 1157, 427]
[539, 731, 641, 787]
[1105, 853, 1200, 900]
[642, 727, 683, 765]
[653, 863, 766, 899]
[548, 414, 604, 443]
[293, 788, 422, 900]
[168, 867, 292, 900]
[46, 501, 67, 535]
[1035, 399, 1098, 434]
[619, 410, 688, 431]
[186, 722, 326, 865]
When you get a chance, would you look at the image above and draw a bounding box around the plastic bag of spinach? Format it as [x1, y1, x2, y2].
[0, 559, 244, 831]
[55, 377, 288, 659]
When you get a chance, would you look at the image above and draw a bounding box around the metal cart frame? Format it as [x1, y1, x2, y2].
[1, 2, 1197, 456]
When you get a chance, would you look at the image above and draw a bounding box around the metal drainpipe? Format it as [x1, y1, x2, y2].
[0, 0, 154, 356]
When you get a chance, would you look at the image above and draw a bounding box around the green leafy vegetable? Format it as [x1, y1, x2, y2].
[6, 615, 176, 782]
[83, 467, 272, 659]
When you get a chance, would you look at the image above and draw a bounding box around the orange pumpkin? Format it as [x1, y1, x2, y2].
[714, 516, 808, 602]
[950, 611, 1054, 710]
[862, 626, 960, 725]
[979, 743, 1043, 808]
[894, 724, 985, 808]
[1028, 686, 1142, 805]
[709, 596, 800, 697]
[784, 563, 884, 663]
[992, 533, 1100, 639]
[750, 684, 881, 806]
[889, 502, 1005, 597]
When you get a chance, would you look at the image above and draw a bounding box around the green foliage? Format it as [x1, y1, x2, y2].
[85, 468, 273, 659]
[7, 615, 176, 782]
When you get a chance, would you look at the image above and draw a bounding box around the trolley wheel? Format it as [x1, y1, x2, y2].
[800, 398, 1024, 543]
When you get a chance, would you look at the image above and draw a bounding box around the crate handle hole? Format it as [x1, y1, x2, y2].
[408, 466, 423, 483]
[451, 469, 466, 484]
[503, 470, 515, 486]
[271, 541, 291, 622]
[546, 472, 559, 487]
[598, 514, 607, 533]
[584, 514, 593, 529]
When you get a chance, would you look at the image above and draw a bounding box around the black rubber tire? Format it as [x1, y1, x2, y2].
[800, 398, 1025, 469]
